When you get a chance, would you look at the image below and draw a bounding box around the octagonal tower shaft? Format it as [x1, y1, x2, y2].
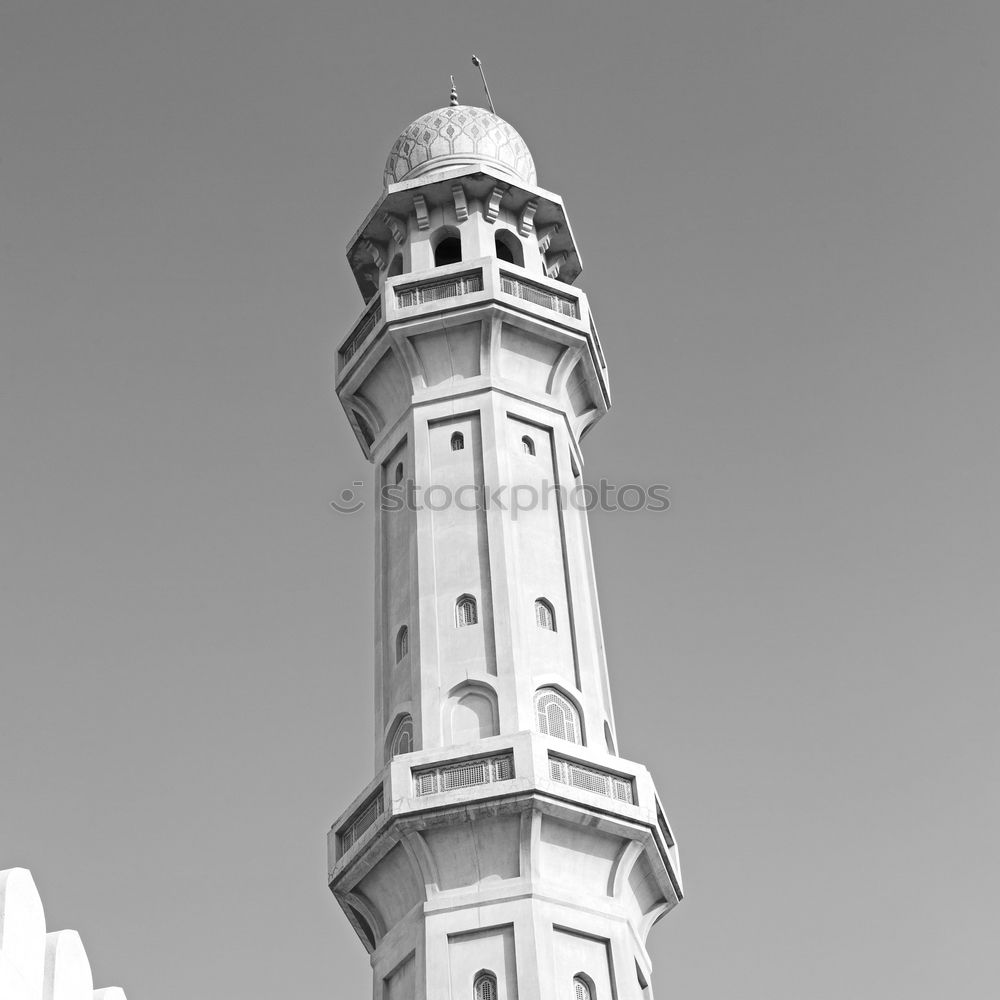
[329, 108, 682, 1000]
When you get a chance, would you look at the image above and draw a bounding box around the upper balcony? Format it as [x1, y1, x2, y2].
[335, 256, 608, 395]
[345, 165, 584, 300]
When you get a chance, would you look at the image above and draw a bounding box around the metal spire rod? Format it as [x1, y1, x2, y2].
[471, 54, 496, 115]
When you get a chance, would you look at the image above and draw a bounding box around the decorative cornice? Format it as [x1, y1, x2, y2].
[413, 194, 430, 231]
[518, 200, 538, 237]
[451, 182, 469, 222]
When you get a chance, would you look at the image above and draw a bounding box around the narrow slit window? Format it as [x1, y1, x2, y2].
[456, 595, 478, 627]
[521, 435, 535, 456]
[534, 598, 556, 631]
[474, 972, 498, 1000]
[396, 625, 408, 662]
[394, 462, 404, 485]
[451, 431, 465, 452]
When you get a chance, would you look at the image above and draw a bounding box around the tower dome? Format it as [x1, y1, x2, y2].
[383, 105, 537, 188]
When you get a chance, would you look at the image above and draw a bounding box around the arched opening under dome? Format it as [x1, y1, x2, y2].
[495, 231, 524, 267]
[433, 233, 462, 267]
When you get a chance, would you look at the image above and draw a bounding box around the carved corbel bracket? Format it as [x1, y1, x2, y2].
[412, 194, 430, 231]
[382, 212, 407, 246]
[536, 223, 561, 254]
[518, 200, 538, 237]
[361, 238, 386, 271]
[545, 250, 569, 280]
[484, 185, 506, 224]
[451, 182, 469, 222]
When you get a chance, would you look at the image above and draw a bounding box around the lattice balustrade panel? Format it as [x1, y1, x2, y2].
[339, 788, 385, 855]
[412, 753, 515, 797]
[548, 755, 635, 805]
[395, 271, 483, 309]
[500, 273, 580, 318]
[340, 298, 383, 364]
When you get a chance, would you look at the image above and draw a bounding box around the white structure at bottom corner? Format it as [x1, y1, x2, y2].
[0, 868, 128, 1000]
[327, 89, 682, 1000]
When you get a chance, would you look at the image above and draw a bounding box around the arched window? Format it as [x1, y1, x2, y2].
[573, 976, 593, 1000]
[396, 625, 408, 662]
[474, 971, 498, 1000]
[387, 254, 404, 277]
[394, 462, 404, 485]
[521, 435, 535, 456]
[534, 598, 556, 631]
[535, 688, 582, 745]
[495, 231, 524, 266]
[434, 236, 462, 267]
[389, 715, 414, 759]
[451, 431, 465, 451]
[456, 594, 478, 627]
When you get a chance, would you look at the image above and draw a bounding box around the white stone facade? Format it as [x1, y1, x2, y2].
[329, 102, 682, 1000]
[0, 868, 127, 1000]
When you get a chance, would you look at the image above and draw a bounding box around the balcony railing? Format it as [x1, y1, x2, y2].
[339, 787, 385, 855]
[548, 754, 635, 805]
[340, 297, 383, 364]
[395, 270, 483, 309]
[500, 272, 580, 319]
[657, 805, 676, 848]
[413, 752, 515, 797]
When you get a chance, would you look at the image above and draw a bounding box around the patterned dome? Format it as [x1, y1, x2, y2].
[384, 105, 536, 188]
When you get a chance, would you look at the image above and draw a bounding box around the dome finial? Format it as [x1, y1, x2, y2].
[471, 54, 497, 115]
[449, 75, 459, 107]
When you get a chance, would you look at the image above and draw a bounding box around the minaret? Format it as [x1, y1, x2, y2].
[328, 90, 682, 1000]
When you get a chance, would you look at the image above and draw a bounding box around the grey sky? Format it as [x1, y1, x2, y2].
[2, 1, 998, 997]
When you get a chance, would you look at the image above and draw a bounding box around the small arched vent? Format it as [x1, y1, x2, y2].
[396, 625, 408, 662]
[456, 595, 478, 627]
[474, 971, 498, 1000]
[521, 435, 535, 456]
[574, 976, 593, 1000]
[534, 598, 556, 631]
[451, 431, 465, 452]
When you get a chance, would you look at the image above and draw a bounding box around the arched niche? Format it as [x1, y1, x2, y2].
[447, 684, 499, 744]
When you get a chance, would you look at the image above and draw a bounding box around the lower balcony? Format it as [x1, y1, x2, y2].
[328, 730, 680, 891]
